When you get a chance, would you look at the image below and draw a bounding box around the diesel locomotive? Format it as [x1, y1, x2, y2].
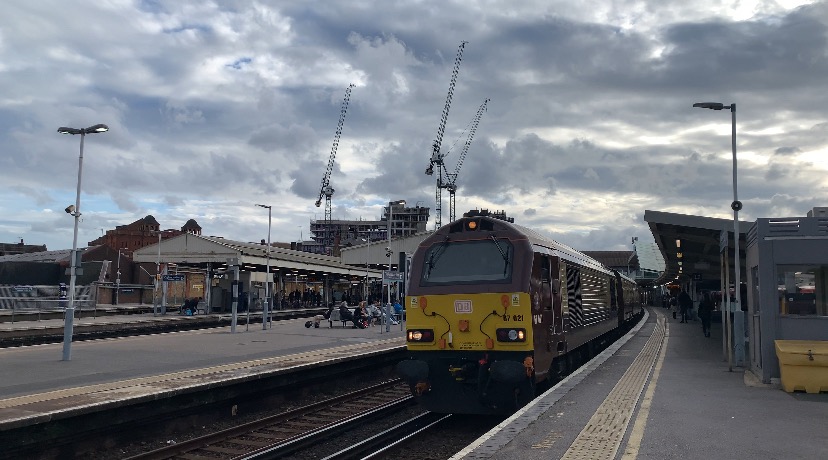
[396, 211, 643, 414]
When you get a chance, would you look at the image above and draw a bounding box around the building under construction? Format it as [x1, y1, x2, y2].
[307, 200, 430, 256]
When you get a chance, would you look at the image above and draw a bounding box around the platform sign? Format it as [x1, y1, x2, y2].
[383, 270, 403, 283]
[13, 285, 33, 293]
[162, 274, 185, 282]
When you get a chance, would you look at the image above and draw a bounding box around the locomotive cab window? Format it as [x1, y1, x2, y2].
[421, 238, 513, 285]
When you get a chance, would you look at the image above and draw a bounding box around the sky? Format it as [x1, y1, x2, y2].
[1, 0, 826, 254]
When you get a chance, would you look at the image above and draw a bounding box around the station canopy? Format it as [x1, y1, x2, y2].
[644, 210, 745, 288]
[132, 233, 378, 283]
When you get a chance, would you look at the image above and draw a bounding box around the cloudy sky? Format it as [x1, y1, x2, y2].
[1, 0, 826, 254]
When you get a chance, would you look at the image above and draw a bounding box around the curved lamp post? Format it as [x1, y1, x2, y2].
[57, 123, 109, 361]
[693, 101, 739, 371]
[256, 204, 272, 329]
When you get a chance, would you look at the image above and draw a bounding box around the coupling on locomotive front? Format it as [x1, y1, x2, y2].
[396, 212, 642, 415]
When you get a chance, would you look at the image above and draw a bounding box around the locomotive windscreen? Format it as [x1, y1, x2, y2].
[420, 238, 513, 285]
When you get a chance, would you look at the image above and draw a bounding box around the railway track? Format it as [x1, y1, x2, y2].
[126, 379, 414, 460]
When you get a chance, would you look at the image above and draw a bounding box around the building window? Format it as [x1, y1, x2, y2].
[777, 264, 828, 316]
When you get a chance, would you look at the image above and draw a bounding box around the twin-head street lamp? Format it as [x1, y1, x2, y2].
[693, 101, 740, 370]
[57, 123, 109, 361]
[256, 204, 272, 329]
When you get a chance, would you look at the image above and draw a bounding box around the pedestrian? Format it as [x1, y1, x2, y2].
[339, 301, 354, 323]
[698, 292, 713, 337]
[365, 301, 382, 325]
[677, 289, 693, 323]
[352, 302, 369, 329]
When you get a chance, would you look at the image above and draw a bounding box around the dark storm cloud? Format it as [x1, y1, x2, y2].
[774, 146, 802, 156]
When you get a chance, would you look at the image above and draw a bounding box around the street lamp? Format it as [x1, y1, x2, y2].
[57, 123, 109, 361]
[115, 247, 128, 305]
[386, 201, 393, 332]
[256, 204, 272, 330]
[362, 236, 371, 300]
[693, 101, 740, 371]
[153, 229, 175, 316]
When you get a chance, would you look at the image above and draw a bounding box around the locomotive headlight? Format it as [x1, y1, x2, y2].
[407, 329, 435, 343]
[496, 328, 527, 342]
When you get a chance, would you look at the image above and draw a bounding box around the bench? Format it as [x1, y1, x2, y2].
[328, 308, 353, 328]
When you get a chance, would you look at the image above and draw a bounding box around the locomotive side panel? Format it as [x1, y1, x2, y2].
[562, 262, 618, 351]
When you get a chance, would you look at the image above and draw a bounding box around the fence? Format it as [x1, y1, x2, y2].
[0, 297, 95, 323]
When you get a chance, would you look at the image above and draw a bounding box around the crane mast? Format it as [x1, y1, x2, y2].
[315, 83, 355, 254]
[444, 98, 489, 223]
[425, 41, 467, 229]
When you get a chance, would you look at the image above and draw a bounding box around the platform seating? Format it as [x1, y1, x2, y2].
[327, 309, 353, 328]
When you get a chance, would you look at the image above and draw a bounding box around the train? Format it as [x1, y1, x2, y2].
[396, 210, 643, 415]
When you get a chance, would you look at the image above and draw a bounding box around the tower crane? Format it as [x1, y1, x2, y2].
[425, 41, 467, 229]
[444, 98, 489, 223]
[315, 83, 355, 254]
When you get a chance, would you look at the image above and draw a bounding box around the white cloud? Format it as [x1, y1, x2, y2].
[0, 0, 826, 253]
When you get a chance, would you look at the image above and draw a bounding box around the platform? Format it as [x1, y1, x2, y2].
[0, 313, 405, 433]
[452, 307, 828, 459]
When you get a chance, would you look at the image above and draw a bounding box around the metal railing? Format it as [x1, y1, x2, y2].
[0, 297, 94, 323]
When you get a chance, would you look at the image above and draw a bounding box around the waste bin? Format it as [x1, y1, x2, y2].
[774, 340, 828, 394]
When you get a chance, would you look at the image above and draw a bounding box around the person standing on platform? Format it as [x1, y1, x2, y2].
[698, 292, 713, 337]
[677, 289, 692, 323]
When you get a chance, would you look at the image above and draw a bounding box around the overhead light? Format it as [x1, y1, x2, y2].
[676, 239, 681, 248]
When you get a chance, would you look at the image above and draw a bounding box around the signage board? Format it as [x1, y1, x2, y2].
[13, 286, 33, 293]
[162, 274, 185, 282]
[383, 270, 403, 283]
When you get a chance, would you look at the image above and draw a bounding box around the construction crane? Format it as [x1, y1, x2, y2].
[315, 83, 355, 254]
[425, 41, 467, 229]
[444, 98, 489, 223]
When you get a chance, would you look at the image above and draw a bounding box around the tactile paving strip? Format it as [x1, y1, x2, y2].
[559, 316, 666, 460]
[451, 310, 652, 460]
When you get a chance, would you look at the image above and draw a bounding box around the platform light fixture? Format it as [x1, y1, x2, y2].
[57, 123, 109, 361]
[256, 204, 272, 328]
[693, 101, 740, 371]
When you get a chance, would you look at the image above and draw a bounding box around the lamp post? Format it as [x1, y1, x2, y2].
[363, 236, 371, 301]
[256, 204, 272, 329]
[155, 231, 162, 316]
[57, 123, 109, 361]
[153, 229, 174, 316]
[386, 201, 393, 332]
[693, 101, 740, 370]
[115, 247, 128, 305]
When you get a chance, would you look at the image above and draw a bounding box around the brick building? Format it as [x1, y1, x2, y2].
[87, 215, 202, 258]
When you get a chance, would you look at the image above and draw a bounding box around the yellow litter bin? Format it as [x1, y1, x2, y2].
[774, 340, 828, 394]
